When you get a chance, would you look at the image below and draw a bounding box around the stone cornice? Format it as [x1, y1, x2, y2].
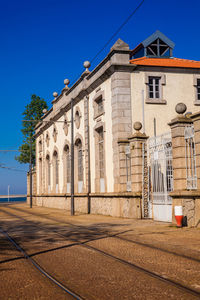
[128, 132, 148, 140]
[168, 116, 193, 127]
[35, 62, 136, 138]
[191, 111, 200, 121]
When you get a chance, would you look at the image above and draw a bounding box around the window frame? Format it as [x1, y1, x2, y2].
[145, 73, 166, 104]
[193, 75, 200, 105]
[93, 90, 105, 119]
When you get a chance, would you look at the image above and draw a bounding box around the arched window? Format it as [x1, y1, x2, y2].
[53, 150, 59, 193]
[75, 110, 81, 129]
[64, 144, 71, 193]
[46, 154, 51, 192]
[38, 139, 42, 152]
[52, 125, 58, 143]
[39, 157, 42, 193]
[94, 123, 106, 193]
[97, 127, 105, 192]
[75, 139, 83, 193]
[46, 132, 50, 147]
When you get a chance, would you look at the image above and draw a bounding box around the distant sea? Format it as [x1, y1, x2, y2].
[0, 197, 26, 203]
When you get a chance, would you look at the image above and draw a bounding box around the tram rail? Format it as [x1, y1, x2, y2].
[0, 206, 200, 299]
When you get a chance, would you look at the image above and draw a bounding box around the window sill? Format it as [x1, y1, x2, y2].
[145, 99, 167, 105]
[194, 101, 200, 106]
[94, 111, 105, 120]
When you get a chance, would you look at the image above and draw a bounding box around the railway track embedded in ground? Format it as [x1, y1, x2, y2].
[3, 205, 200, 263]
[0, 206, 200, 299]
[0, 227, 84, 300]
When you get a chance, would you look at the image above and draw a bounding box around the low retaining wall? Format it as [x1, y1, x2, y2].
[170, 190, 200, 227]
[27, 193, 142, 219]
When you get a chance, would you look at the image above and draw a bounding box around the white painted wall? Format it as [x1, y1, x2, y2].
[37, 77, 114, 194]
[131, 71, 200, 137]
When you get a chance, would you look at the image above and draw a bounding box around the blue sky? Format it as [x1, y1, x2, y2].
[0, 0, 200, 195]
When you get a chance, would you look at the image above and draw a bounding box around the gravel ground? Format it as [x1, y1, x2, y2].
[0, 203, 199, 300]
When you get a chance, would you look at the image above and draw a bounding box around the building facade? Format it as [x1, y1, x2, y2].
[30, 31, 200, 224]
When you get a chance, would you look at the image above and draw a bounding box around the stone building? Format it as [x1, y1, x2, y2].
[30, 30, 200, 225]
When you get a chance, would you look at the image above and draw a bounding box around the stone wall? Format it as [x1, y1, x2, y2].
[32, 193, 142, 219]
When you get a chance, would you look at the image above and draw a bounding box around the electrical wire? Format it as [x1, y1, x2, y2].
[70, 0, 145, 87]
[90, 0, 145, 64]
[0, 164, 27, 173]
[1, 1, 145, 173]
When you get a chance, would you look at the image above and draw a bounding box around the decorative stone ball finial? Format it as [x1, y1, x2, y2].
[83, 61, 91, 71]
[133, 121, 142, 132]
[64, 79, 70, 86]
[42, 109, 47, 114]
[53, 92, 58, 98]
[175, 103, 187, 115]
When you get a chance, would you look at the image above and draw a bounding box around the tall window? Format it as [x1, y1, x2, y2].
[53, 151, 59, 192]
[96, 96, 104, 115]
[97, 127, 105, 192]
[98, 128, 104, 179]
[148, 77, 161, 98]
[66, 147, 71, 184]
[39, 158, 42, 193]
[38, 140, 42, 152]
[197, 79, 200, 100]
[93, 93, 105, 119]
[46, 155, 51, 192]
[77, 140, 83, 181]
[75, 139, 83, 193]
[125, 145, 131, 192]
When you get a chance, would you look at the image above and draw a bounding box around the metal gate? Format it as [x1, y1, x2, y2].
[147, 132, 173, 222]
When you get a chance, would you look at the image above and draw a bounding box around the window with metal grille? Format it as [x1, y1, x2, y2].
[56, 158, 59, 185]
[46, 155, 51, 187]
[77, 141, 83, 181]
[66, 148, 71, 183]
[185, 126, 197, 189]
[98, 128, 104, 178]
[39, 158, 42, 190]
[125, 145, 131, 191]
[148, 77, 161, 99]
[197, 79, 200, 100]
[53, 151, 59, 185]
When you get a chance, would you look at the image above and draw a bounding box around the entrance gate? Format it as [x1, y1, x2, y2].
[147, 132, 173, 222]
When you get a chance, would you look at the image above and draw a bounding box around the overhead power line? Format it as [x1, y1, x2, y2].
[71, 0, 145, 86]
[90, 0, 145, 64]
[0, 164, 27, 173]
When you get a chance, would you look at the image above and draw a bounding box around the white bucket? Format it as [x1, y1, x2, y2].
[174, 206, 183, 216]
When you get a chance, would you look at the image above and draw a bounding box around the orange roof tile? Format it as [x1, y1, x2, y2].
[130, 57, 200, 69]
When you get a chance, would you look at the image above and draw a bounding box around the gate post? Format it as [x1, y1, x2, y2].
[191, 111, 200, 188]
[190, 112, 200, 226]
[128, 122, 148, 217]
[168, 103, 193, 224]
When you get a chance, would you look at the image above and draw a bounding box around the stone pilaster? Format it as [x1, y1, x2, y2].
[168, 111, 193, 191]
[110, 40, 132, 193]
[111, 71, 132, 192]
[128, 123, 148, 193]
[84, 95, 90, 193]
[191, 111, 200, 188]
